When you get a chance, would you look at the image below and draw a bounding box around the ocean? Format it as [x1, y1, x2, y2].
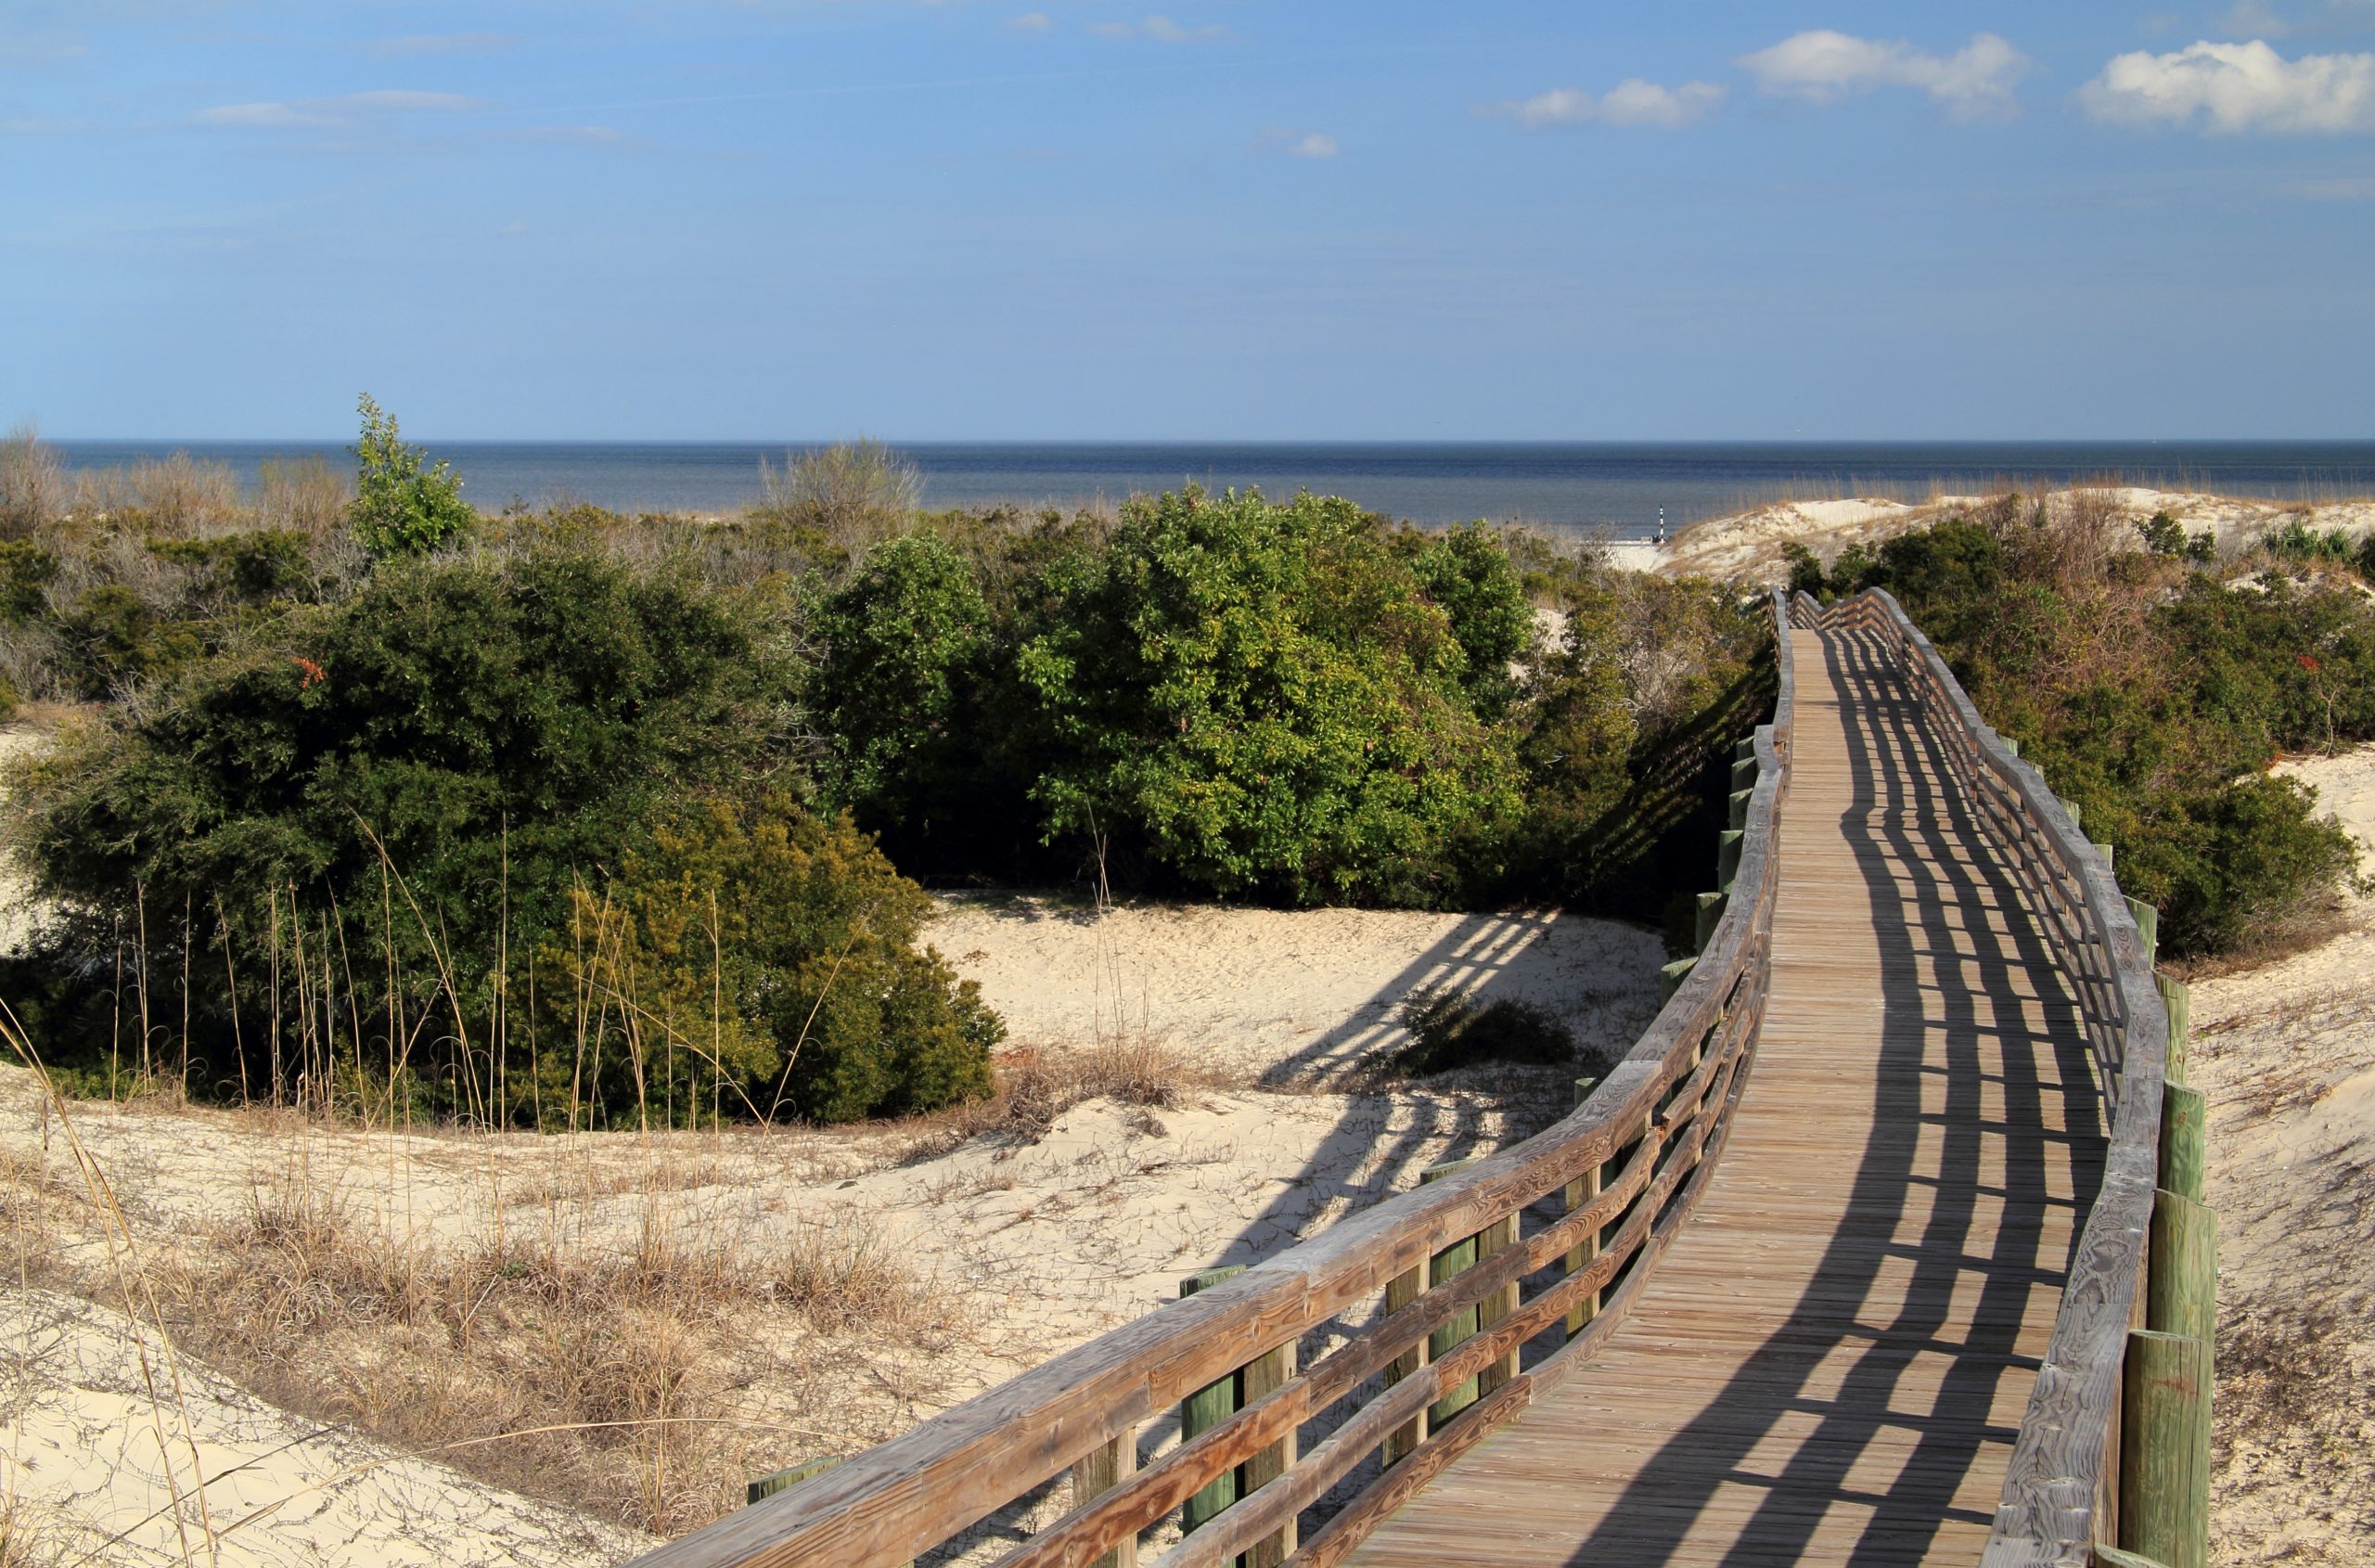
[45, 440, 2375, 540]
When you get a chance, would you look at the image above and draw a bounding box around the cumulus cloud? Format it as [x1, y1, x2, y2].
[1089, 15, 1232, 43]
[1484, 79, 1725, 129]
[2080, 39, 2375, 131]
[193, 90, 487, 130]
[1286, 132, 1338, 158]
[1739, 30, 2032, 118]
[1007, 11, 1053, 30]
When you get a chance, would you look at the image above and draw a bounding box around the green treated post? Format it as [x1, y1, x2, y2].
[1731, 755, 1757, 791]
[2001, 736, 2020, 759]
[2119, 1330, 2211, 1568]
[1179, 1265, 1246, 1533]
[2159, 1085, 2206, 1203]
[1717, 829, 1743, 891]
[1694, 892, 1727, 951]
[1733, 736, 1755, 764]
[2125, 897, 2160, 968]
[1659, 957, 1697, 1002]
[1419, 1160, 1481, 1428]
[2147, 1189, 2217, 1344]
[2061, 795, 2085, 829]
[747, 1454, 840, 1507]
[2094, 1547, 2170, 1568]
[1564, 1075, 1604, 1340]
[2159, 975, 2191, 1086]
[1728, 788, 1752, 830]
[2095, 840, 2116, 868]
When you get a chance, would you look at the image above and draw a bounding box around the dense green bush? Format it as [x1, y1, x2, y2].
[810, 532, 993, 833]
[1805, 505, 2369, 956]
[1013, 488, 1527, 906]
[350, 393, 474, 558]
[546, 792, 999, 1125]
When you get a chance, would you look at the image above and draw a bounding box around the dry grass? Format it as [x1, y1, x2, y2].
[173, 1158, 958, 1536]
[0, 1053, 979, 1544]
[899, 1035, 1212, 1157]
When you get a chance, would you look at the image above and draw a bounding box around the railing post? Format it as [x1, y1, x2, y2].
[2159, 975, 2191, 1086]
[1564, 1074, 1604, 1341]
[1419, 1160, 1483, 1428]
[1071, 1436, 1138, 1568]
[2159, 1085, 2206, 1203]
[2119, 1330, 2211, 1568]
[1240, 1329, 1298, 1567]
[1179, 1266, 1245, 1533]
[747, 1455, 841, 1508]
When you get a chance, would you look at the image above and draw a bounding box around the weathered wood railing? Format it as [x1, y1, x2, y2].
[1792, 588, 2206, 1568]
[626, 591, 1798, 1568]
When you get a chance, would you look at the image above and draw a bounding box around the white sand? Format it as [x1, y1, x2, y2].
[2, 1288, 649, 1567]
[1648, 488, 2375, 586]
[2191, 744, 2375, 1562]
[933, 896, 1661, 1086]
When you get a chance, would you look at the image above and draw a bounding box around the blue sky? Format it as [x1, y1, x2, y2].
[3, 1, 2372, 439]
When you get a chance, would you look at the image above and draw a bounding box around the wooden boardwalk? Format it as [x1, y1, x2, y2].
[1344, 627, 2110, 1567]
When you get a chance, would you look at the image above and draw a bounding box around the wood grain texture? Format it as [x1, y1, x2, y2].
[1342, 624, 2110, 1568]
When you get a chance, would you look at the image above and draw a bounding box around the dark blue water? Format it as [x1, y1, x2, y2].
[46, 441, 2375, 537]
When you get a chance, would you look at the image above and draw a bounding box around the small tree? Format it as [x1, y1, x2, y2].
[349, 393, 473, 558]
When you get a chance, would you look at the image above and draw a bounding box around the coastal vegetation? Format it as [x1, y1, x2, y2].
[1791, 495, 2375, 957]
[0, 413, 1761, 1125]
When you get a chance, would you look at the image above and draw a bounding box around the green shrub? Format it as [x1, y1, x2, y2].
[0, 539, 55, 622]
[6, 547, 804, 1114]
[350, 393, 473, 558]
[545, 793, 999, 1125]
[1409, 522, 1534, 720]
[1014, 488, 1525, 906]
[811, 532, 992, 831]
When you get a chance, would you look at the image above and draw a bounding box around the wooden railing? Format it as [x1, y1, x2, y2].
[626, 590, 1800, 1568]
[1793, 589, 2204, 1568]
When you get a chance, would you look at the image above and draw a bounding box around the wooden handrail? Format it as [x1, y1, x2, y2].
[624, 590, 1800, 1568]
[1802, 589, 2170, 1568]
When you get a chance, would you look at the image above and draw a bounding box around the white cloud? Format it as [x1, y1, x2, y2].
[1287, 131, 1338, 158]
[2287, 174, 2375, 194]
[1089, 15, 1232, 43]
[1484, 79, 1725, 130]
[1008, 11, 1053, 30]
[2080, 39, 2375, 131]
[1739, 30, 2032, 118]
[360, 32, 518, 58]
[192, 90, 486, 130]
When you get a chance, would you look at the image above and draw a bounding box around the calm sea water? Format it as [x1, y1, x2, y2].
[47, 440, 2375, 538]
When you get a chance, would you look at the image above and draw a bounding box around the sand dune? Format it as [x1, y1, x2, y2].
[2193, 744, 2375, 1563]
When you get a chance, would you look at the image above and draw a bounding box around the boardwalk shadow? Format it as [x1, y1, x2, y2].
[1554, 630, 2106, 1566]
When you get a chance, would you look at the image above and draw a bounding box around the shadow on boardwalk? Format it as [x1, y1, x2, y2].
[1553, 631, 2107, 1566]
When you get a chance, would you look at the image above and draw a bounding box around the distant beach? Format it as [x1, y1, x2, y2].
[45, 439, 2375, 539]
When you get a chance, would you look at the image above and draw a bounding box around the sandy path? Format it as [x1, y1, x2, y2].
[2191, 746, 2375, 1563]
